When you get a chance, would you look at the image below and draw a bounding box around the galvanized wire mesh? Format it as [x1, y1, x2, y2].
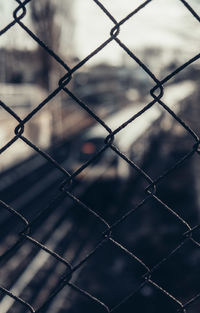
[0, 0, 200, 312]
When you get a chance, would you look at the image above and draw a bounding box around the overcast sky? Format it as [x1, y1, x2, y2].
[0, 0, 199, 65]
[74, 0, 200, 64]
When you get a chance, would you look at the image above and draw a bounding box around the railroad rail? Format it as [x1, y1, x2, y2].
[0, 80, 196, 312]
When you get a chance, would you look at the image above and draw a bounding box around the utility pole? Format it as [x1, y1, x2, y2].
[30, 0, 75, 141]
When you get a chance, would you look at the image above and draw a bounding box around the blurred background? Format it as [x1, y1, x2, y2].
[0, 1, 200, 312]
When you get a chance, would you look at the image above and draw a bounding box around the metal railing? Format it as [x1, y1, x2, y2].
[0, 1, 200, 312]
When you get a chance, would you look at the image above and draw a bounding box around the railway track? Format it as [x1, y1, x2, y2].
[0, 81, 197, 312]
[0, 176, 113, 313]
[0, 131, 116, 312]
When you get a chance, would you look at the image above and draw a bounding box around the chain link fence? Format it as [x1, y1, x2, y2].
[0, 0, 200, 312]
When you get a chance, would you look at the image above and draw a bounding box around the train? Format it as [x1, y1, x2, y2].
[69, 80, 195, 182]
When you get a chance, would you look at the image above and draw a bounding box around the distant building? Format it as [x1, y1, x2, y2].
[0, 84, 52, 171]
[72, 63, 152, 111]
[0, 49, 40, 84]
